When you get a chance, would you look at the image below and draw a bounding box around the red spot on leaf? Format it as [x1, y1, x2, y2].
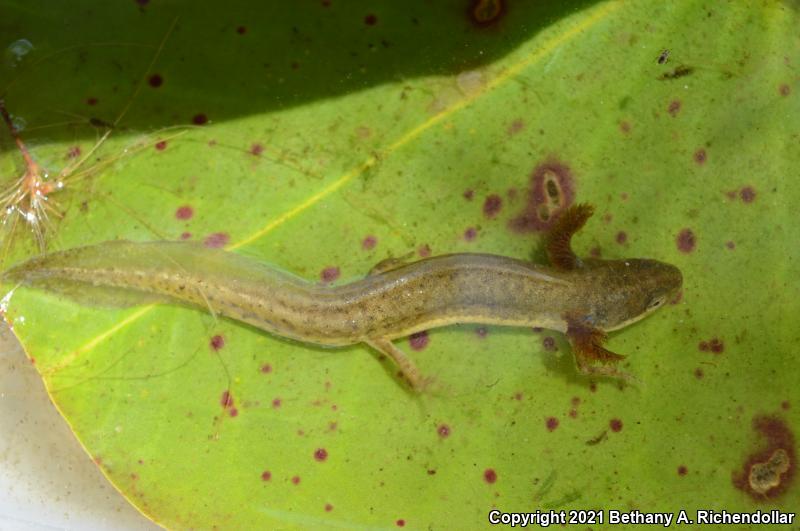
[325, 503, 333, 512]
[250, 143, 264, 156]
[180, 232, 192, 240]
[615, 231, 628, 244]
[779, 84, 790, 97]
[395, 520, 406, 528]
[668, 99, 682, 116]
[320, 266, 340, 283]
[507, 119, 524, 135]
[475, 326, 488, 338]
[261, 470, 272, 481]
[483, 194, 503, 218]
[362, 235, 377, 250]
[676, 228, 696, 253]
[437, 424, 451, 438]
[155, 140, 167, 151]
[542, 336, 557, 351]
[210, 334, 225, 351]
[272, 398, 282, 408]
[175, 205, 193, 220]
[314, 448, 328, 462]
[463, 227, 478, 241]
[148, 74, 163, 88]
[409, 331, 429, 351]
[204, 232, 229, 248]
[229, 407, 238, 417]
[236, 25, 247, 35]
[261, 363, 272, 374]
[740, 186, 756, 203]
[483, 468, 497, 484]
[220, 390, 233, 408]
[364, 14, 378, 25]
[677, 465, 688, 476]
[463, 189, 474, 201]
[699, 337, 724, 354]
[694, 368, 704, 379]
[782, 401, 790, 411]
[86, 97, 98, 106]
[417, 244, 431, 257]
[291, 475, 301, 485]
[726, 241, 736, 250]
[546, 416, 559, 431]
[619, 120, 631, 134]
[192, 113, 209, 125]
[693, 148, 707, 165]
[609, 418, 623, 432]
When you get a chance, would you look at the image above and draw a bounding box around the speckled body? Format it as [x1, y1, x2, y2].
[5, 240, 682, 346]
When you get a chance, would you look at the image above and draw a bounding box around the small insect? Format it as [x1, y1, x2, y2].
[658, 65, 694, 81]
[657, 49, 670, 65]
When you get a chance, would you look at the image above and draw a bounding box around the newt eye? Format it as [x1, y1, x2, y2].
[646, 296, 665, 310]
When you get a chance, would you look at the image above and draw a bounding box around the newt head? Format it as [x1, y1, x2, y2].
[580, 257, 683, 332]
[545, 203, 683, 334]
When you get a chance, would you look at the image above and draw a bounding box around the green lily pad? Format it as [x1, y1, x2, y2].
[1, 1, 798, 529]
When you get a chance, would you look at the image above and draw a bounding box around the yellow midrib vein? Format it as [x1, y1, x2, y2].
[44, 1, 621, 375]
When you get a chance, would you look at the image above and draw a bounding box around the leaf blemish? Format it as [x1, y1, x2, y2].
[732, 415, 796, 500]
[175, 205, 193, 220]
[220, 390, 233, 408]
[507, 119, 524, 135]
[482, 194, 502, 219]
[361, 235, 377, 250]
[546, 416, 559, 432]
[676, 228, 696, 253]
[314, 448, 328, 462]
[210, 334, 225, 351]
[204, 232, 229, 248]
[409, 331, 429, 351]
[483, 468, 497, 484]
[468, 0, 506, 28]
[463, 227, 478, 241]
[693, 148, 707, 165]
[250, 143, 264, 156]
[192, 113, 209, 125]
[320, 266, 340, 283]
[509, 159, 575, 233]
[698, 337, 724, 354]
[148, 74, 163, 88]
[668, 99, 682, 116]
[739, 186, 756, 203]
